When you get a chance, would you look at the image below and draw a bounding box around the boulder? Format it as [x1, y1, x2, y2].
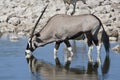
[86, 0, 104, 8]
[112, 45, 120, 53]
[109, 37, 118, 41]
[107, 29, 118, 38]
[7, 17, 21, 26]
[0, 32, 2, 38]
[111, 0, 120, 3]
[0, 0, 120, 38]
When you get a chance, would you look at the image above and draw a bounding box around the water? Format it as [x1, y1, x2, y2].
[0, 35, 120, 80]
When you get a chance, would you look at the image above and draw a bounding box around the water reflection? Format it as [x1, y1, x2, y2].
[26, 52, 110, 80]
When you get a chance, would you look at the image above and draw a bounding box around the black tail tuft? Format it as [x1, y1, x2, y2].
[102, 30, 110, 55]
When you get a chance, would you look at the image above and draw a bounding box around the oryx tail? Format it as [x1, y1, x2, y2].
[101, 24, 110, 54]
[92, 14, 110, 54]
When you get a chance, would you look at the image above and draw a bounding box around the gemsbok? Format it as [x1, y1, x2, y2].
[25, 6, 110, 67]
[63, 0, 86, 15]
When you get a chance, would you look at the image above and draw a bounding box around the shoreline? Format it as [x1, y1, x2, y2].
[0, 0, 120, 41]
[0, 32, 120, 54]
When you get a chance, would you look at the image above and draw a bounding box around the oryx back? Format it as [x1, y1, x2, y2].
[39, 14, 100, 42]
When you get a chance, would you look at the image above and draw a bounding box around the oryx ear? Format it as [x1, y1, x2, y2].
[35, 33, 40, 37]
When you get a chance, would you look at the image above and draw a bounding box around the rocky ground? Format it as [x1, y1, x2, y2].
[0, 0, 120, 41]
[112, 44, 120, 53]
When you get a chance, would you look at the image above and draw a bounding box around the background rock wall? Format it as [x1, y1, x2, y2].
[0, 0, 120, 40]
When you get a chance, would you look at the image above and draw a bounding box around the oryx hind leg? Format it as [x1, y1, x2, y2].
[93, 38, 102, 64]
[54, 41, 61, 66]
[64, 40, 74, 69]
[93, 29, 102, 64]
[85, 31, 94, 62]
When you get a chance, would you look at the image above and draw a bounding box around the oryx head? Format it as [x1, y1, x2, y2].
[25, 4, 48, 58]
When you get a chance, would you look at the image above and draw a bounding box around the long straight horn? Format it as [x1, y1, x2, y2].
[30, 4, 49, 38]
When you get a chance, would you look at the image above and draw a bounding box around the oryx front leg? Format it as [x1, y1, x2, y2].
[64, 40, 74, 68]
[54, 41, 61, 65]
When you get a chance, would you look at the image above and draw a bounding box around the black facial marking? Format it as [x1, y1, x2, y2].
[36, 38, 43, 43]
[35, 33, 40, 37]
[26, 41, 34, 52]
[34, 43, 37, 48]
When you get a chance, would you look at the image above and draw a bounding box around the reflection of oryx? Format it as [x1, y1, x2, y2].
[25, 5, 110, 67]
[26, 53, 110, 80]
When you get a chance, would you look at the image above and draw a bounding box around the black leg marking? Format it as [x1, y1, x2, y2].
[93, 39, 99, 46]
[92, 33, 99, 46]
[64, 40, 71, 47]
[55, 41, 61, 50]
[85, 31, 93, 46]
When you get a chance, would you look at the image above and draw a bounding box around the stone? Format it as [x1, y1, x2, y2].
[86, 0, 102, 8]
[109, 37, 118, 41]
[0, 32, 2, 38]
[112, 45, 120, 53]
[111, 0, 120, 3]
[0, 0, 120, 38]
[0, 15, 8, 22]
[107, 29, 118, 37]
[118, 34, 120, 40]
[7, 17, 21, 26]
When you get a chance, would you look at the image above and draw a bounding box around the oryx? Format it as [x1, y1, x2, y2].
[63, 0, 86, 15]
[25, 8, 110, 67]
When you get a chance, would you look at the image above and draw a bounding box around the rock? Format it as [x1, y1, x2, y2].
[0, 0, 120, 38]
[86, 0, 103, 8]
[93, 5, 111, 14]
[7, 17, 21, 26]
[112, 45, 120, 53]
[18, 31, 25, 36]
[107, 29, 118, 38]
[118, 36, 120, 40]
[77, 9, 90, 15]
[109, 37, 118, 41]
[0, 15, 8, 22]
[0, 32, 3, 38]
[0, 22, 16, 33]
[102, 0, 112, 5]
[9, 34, 19, 41]
[111, 0, 120, 3]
